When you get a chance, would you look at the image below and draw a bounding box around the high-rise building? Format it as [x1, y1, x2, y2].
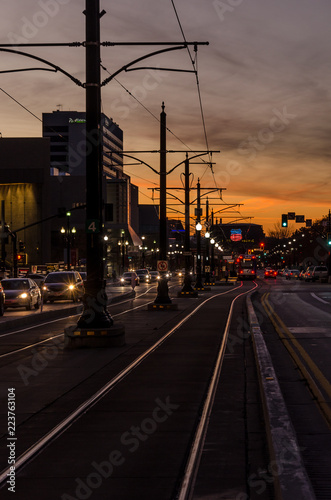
[42, 110, 141, 273]
[42, 110, 123, 178]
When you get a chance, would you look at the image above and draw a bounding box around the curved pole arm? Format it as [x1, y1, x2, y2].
[101, 45, 186, 87]
[0, 67, 57, 75]
[0, 48, 84, 87]
[191, 189, 223, 204]
[167, 152, 211, 175]
[105, 151, 159, 176]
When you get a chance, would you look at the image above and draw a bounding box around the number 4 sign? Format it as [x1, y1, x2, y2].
[86, 219, 100, 233]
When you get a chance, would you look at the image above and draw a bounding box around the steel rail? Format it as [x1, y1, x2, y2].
[0, 283, 243, 487]
[177, 281, 258, 500]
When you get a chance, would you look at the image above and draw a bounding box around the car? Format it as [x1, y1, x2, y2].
[304, 266, 315, 282]
[264, 268, 277, 279]
[42, 271, 85, 303]
[1, 278, 41, 311]
[120, 271, 140, 286]
[135, 269, 151, 283]
[0, 281, 5, 316]
[149, 271, 161, 282]
[311, 266, 328, 282]
[298, 269, 306, 280]
[285, 269, 300, 280]
[26, 273, 46, 288]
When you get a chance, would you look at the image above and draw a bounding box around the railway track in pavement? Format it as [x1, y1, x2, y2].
[0, 281, 264, 500]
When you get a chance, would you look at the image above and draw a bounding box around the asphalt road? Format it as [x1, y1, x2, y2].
[252, 275, 331, 500]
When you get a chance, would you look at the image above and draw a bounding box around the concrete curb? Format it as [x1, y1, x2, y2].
[246, 291, 316, 500]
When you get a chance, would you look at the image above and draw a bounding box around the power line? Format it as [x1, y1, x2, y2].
[0, 86, 42, 123]
[169, 0, 219, 193]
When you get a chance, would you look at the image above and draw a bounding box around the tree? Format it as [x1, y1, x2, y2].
[267, 222, 292, 239]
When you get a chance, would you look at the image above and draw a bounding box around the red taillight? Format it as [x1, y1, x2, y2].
[240, 270, 243, 274]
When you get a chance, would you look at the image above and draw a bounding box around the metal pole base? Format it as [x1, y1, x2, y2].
[177, 290, 198, 297]
[65, 322, 125, 348]
[77, 284, 114, 329]
[153, 277, 172, 304]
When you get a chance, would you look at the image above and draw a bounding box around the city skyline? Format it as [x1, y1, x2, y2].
[1, 0, 331, 234]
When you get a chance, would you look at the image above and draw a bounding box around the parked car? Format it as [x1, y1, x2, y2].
[285, 269, 300, 280]
[42, 271, 85, 303]
[310, 266, 328, 282]
[149, 271, 161, 281]
[264, 268, 277, 279]
[0, 281, 5, 316]
[135, 269, 151, 283]
[26, 273, 46, 288]
[2, 278, 41, 311]
[120, 271, 140, 286]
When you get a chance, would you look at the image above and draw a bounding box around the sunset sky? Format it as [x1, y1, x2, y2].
[1, 0, 331, 234]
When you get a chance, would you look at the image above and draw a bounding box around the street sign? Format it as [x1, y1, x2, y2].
[295, 215, 305, 223]
[157, 260, 168, 272]
[86, 219, 100, 233]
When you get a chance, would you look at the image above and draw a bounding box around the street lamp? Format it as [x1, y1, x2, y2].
[60, 214, 76, 270]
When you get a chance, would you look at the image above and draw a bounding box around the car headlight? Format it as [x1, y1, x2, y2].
[68, 284, 75, 290]
[19, 293, 28, 299]
[120, 278, 125, 282]
[42, 285, 47, 291]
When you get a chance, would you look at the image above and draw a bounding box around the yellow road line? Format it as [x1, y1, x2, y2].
[261, 293, 331, 428]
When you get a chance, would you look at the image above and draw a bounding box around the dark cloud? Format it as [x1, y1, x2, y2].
[1, 0, 331, 230]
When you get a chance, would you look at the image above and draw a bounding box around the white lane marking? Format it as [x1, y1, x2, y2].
[311, 292, 329, 304]
[288, 327, 331, 334]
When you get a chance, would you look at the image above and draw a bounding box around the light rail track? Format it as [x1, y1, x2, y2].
[0, 281, 259, 500]
[0, 285, 160, 359]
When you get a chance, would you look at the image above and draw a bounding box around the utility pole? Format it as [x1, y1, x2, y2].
[152, 103, 176, 308]
[66, 0, 125, 345]
[66, 212, 71, 271]
[0, 201, 6, 277]
[210, 208, 215, 281]
[180, 153, 196, 294]
[194, 179, 204, 290]
[204, 197, 210, 284]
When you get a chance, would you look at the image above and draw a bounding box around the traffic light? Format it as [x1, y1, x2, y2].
[18, 240, 25, 252]
[327, 233, 331, 245]
[16, 254, 27, 265]
[281, 214, 288, 227]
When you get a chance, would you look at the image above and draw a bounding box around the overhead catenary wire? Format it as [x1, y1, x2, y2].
[169, 0, 221, 195]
